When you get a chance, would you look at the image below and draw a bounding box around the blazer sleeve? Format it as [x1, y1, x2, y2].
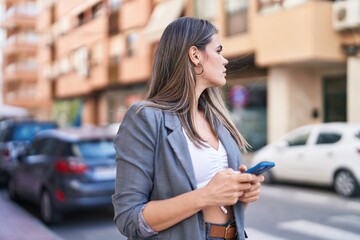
[112, 102, 161, 239]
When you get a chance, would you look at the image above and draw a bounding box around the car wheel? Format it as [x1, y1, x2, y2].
[334, 170, 360, 197]
[7, 177, 19, 202]
[40, 190, 62, 225]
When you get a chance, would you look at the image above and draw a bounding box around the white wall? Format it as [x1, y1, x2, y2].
[347, 57, 360, 123]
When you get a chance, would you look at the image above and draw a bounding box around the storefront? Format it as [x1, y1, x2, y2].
[104, 83, 148, 125]
[225, 62, 268, 151]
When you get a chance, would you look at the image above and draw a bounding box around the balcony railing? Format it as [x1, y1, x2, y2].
[6, 32, 38, 45]
[257, 0, 332, 14]
[4, 3, 38, 18]
[5, 61, 37, 73]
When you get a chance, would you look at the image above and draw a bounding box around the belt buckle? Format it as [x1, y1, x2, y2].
[224, 224, 233, 240]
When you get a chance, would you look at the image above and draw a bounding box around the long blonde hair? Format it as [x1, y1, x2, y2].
[143, 17, 249, 150]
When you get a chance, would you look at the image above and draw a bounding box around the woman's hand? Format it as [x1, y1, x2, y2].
[238, 165, 264, 206]
[202, 168, 258, 207]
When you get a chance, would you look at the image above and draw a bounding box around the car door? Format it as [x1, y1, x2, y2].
[16, 138, 48, 200]
[302, 129, 342, 185]
[275, 126, 313, 181]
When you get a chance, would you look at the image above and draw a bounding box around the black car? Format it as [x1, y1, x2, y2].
[0, 118, 58, 184]
[7, 126, 117, 224]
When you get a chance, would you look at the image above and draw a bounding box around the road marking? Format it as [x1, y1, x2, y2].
[347, 201, 360, 212]
[328, 215, 360, 228]
[246, 228, 287, 240]
[293, 192, 329, 204]
[278, 220, 360, 240]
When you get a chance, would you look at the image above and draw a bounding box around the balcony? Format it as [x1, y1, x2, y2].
[108, 32, 152, 84]
[3, 83, 41, 108]
[3, 32, 38, 56]
[252, 0, 344, 66]
[120, 0, 151, 31]
[1, 4, 38, 29]
[3, 41, 37, 57]
[3, 62, 37, 82]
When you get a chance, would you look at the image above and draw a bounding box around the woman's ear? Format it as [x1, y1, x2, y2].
[188, 46, 200, 65]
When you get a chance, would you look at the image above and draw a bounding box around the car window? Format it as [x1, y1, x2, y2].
[72, 139, 115, 160]
[0, 126, 10, 142]
[287, 131, 311, 147]
[41, 138, 59, 155]
[11, 123, 57, 141]
[316, 132, 342, 144]
[30, 138, 47, 155]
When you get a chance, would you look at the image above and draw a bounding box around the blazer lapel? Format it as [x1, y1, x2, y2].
[217, 124, 240, 170]
[164, 111, 197, 190]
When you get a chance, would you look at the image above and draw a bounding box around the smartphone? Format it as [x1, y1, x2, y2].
[245, 161, 275, 175]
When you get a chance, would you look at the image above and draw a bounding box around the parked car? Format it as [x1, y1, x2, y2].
[251, 122, 360, 197]
[7, 126, 117, 224]
[0, 118, 57, 185]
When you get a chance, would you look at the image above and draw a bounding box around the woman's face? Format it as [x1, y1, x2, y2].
[197, 34, 228, 89]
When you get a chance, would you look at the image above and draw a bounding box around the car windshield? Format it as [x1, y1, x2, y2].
[11, 123, 57, 141]
[73, 139, 115, 159]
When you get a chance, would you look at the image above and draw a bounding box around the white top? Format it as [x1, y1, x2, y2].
[183, 129, 228, 189]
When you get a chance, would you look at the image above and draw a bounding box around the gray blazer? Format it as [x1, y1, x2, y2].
[112, 101, 246, 240]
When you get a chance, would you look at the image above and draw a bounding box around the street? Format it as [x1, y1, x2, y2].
[2, 183, 360, 240]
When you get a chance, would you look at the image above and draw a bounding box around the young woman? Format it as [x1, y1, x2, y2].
[112, 17, 264, 240]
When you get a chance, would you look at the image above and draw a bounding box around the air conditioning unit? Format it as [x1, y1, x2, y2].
[333, 0, 360, 31]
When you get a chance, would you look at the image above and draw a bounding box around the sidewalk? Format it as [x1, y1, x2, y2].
[0, 191, 63, 240]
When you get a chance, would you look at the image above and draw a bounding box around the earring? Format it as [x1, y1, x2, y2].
[195, 63, 204, 75]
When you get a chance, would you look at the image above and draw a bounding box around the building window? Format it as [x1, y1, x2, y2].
[323, 76, 347, 122]
[225, 0, 248, 36]
[92, 42, 103, 65]
[195, 0, 217, 22]
[126, 32, 138, 57]
[91, 2, 104, 19]
[73, 47, 90, 78]
[109, 0, 122, 13]
[77, 12, 86, 26]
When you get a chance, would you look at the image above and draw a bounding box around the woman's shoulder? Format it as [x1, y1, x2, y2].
[125, 101, 164, 121]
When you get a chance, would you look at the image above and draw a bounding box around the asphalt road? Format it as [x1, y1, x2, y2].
[47, 183, 360, 240]
[2, 182, 360, 240]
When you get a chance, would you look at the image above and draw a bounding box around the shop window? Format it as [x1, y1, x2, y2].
[225, 0, 248, 36]
[225, 82, 267, 151]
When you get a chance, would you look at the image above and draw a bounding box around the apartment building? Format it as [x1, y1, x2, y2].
[0, 0, 46, 117]
[11, 0, 359, 150]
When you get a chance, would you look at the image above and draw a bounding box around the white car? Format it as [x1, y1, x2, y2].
[251, 123, 360, 197]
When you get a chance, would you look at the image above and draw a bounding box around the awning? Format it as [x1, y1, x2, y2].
[0, 104, 29, 119]
[143, 0, 186, 42]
